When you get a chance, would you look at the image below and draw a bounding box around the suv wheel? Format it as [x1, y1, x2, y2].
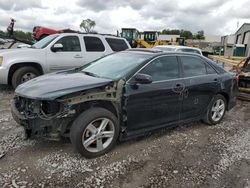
[70, 108, 120, 158]
[11, 66, 40, 88]
[204, 94, 227, 125]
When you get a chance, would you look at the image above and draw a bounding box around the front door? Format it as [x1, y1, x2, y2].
[125, 55, 184, 131]
[46, 35, 83, 72]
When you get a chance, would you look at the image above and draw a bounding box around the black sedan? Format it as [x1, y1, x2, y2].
[11, 49, 237, 158]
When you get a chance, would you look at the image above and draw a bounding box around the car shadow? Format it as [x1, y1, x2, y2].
[0, 84, 13, 92]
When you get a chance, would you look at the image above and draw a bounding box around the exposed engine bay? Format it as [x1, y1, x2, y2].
[11, 80, 125, 139]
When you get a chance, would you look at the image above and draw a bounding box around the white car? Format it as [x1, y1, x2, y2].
[0, 33, 130, 88]
[153, 45, 203, 55]
[0, 38, 7, 45]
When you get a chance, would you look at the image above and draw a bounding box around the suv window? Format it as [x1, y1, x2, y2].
[180, 56, 206, 77]
[140, 56, 179, 81]
[83, 36, 105, 52]
[105, 38, 129, 52]
[54, 36, 81, 52]
[178, 48, 201, 55]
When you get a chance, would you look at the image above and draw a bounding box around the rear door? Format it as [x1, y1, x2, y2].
[46, 35, 83, 72]
[125, 55, 184, 131]
[179, 55, 220, 120]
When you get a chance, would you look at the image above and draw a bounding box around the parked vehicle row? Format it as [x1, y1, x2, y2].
[153, 45, 203, 55]
[11, 49, 237, 158]
[0, 33, 130, 88]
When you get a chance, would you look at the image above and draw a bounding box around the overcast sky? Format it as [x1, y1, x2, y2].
[0, 0, 250, 36]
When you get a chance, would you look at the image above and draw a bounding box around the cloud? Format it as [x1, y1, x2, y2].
[0, 0, 250, 36]
[76, 0, 149, 12]
[13, 0, 44, 11]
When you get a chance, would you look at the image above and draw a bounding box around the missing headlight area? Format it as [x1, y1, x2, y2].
[14, 96, 66, 120]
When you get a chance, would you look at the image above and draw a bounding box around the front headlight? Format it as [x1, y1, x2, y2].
[0, 56, 3, 66]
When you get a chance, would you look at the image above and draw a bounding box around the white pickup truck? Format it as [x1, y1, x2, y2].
[0, 33, 130, 88]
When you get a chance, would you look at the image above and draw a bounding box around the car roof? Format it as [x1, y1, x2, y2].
[125, 48, 203, 57]
[52, 32, 127, 40]
[154, 45, 201, 51]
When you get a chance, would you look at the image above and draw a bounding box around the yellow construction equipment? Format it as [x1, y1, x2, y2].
[121, 28, 185, 48]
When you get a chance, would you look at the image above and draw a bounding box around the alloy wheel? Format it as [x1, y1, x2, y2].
[211, 99, 225, 122]
[82, 118, 115, 153]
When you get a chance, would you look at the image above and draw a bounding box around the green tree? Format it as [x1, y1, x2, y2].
[14, 30, 33, 41]
[80, 19, 96, 33]
[0, 30, 6, 38]
[162, 29, 180, 35]
[180, 30, 193, 39]
[195, 30, 205, 40]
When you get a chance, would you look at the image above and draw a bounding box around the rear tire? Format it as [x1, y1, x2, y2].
[70, 107, 120, 158]
[203, 94, 227, 125]
[11, 66, 40, 88]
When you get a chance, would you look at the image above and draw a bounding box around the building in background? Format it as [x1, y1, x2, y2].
[222, 23, 250, 57]
[235, 23, 250, 57]
[158, 34, 180, 42]
[221, 34, 235, 57]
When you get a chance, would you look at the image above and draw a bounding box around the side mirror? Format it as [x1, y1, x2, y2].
[134, 73, 153, 84]
[51, 43, 63, 52]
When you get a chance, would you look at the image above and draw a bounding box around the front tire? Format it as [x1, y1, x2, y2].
[11, 66, 40, 88]
[204, 94, 227, 125]
[70, 108, 120, 158]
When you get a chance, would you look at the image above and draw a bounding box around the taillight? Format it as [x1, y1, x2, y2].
[236, 75, 240, 85]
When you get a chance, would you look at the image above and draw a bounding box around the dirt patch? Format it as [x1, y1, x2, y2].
[1, 85, 250, 187]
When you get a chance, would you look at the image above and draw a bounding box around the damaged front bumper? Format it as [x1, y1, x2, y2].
[11, 96, 75, 139]
[11, 80, 125, 139]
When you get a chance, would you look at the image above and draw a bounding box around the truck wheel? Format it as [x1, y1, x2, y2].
[12, 66, 40, 88]
[203, 94, 227, 125]
[70, 107, 120, 158]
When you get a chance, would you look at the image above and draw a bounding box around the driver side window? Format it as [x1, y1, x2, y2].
[54, 36, 81, 52]
[139, 56, 179, 82]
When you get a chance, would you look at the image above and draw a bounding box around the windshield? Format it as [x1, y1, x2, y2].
[82, 52, 150, 79]
[154, 46, 175, 51]
[32, 35, 58, 49]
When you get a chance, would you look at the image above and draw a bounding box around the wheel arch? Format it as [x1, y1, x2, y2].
[216, 91, 229, 109]
[8, 62, 44, 85]
[76, 100, 120, 119]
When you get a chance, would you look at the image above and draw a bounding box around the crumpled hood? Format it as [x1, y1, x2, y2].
[15, 70, 113, 100]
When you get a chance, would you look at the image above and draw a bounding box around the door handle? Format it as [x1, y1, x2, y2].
[74, 54, 83, 58]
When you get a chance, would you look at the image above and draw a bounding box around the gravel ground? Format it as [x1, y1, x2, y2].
[0, 84, 250, 188]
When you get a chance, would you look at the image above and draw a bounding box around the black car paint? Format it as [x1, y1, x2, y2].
[11, 50, 237, 140]
[125, 79, 183, 131]
[15, 70, 113, 100]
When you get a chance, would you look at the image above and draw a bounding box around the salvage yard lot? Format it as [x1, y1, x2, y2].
[0, 85, 250, 188]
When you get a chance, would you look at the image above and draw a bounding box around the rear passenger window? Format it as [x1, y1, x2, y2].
[180, 56, 206, 77]
[55, 36, 81, 52]
[206, 64, 217, 74]
[84, 36, 105, 52]
[105, 38, 129, 52]
[140, 56, 179, 81]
